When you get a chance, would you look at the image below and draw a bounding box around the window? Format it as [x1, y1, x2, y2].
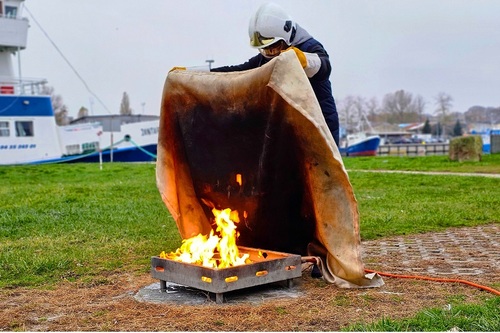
[15, 121, 34, 137]
[5, 6, 17, 18]
[0, 121, 9, 137]
[82, 141, 99, 153]
[65, 144, 80, 155]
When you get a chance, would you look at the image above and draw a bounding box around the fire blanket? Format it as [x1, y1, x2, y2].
[156, 50, 383, 288]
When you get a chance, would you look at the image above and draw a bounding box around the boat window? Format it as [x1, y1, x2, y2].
[0, 2, 3, 16]
[82, 141, 99, 153]
[5, 6, 17, 18]
[65, 144, 80, 155]
[15, 121, 34, 137]
[0, 121, 9, 137]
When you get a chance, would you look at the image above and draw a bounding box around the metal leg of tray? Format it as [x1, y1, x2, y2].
[215, 292, 224, 304]
[160, 280, 167, 292]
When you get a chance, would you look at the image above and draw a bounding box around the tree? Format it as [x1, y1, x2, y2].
[54, 106, 69, 126]
[337, 95, 374, 133]
[434, 92, 453, 117]
[120, 92, 132, 115]
[422, 118, 432, 134]
[434, 92, 454, 137]
[413, 95, 426, 122]
[78, 107, 89, 119]
[381, 90, 421, 123]
[453, 119, 463, 137]
[337, 96, 357, 134]
[41, 85, 70, 125]
[365, 97, 381, 123]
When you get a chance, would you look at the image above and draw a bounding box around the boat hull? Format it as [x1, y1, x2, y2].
[64, 144, 157, 163]
[27, 143, 158, 165]
[340, 136, 381, 157]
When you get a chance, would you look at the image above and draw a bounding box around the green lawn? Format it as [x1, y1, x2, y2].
[343, 153, 500, 174]
[1, 156, 499, 330]
[0, 163, 178, 287]
[344, 296, 500, 332]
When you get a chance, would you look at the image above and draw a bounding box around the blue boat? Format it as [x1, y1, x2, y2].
[339, 133, 381, 157]
[0, 0, 158, 165]
[0, 94, 159, 165]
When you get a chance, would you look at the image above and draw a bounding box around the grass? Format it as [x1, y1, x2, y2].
[342, 153, 500, 174]
[344, 296, 500, 331]
[1, 156, 499, 330]
[0, 163, 180, 287]
[352, 171, 499, 240]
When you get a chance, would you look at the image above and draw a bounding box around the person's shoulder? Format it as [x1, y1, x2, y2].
[298, 37, 324, 50]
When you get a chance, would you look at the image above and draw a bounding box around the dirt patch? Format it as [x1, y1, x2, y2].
[1, 224, 499, 332]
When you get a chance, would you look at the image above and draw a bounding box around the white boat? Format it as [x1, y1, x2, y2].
[0, 0, 158, 165]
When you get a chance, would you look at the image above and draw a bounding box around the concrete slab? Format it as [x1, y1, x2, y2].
[134, 280, 304, 305]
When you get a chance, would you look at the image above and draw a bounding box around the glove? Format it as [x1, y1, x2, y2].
[282, 47, 321, 78]
[282, 47, 307, 68]
[169, 66, 187, 73]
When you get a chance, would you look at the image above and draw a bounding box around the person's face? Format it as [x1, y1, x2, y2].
[259, 40, 288, 58]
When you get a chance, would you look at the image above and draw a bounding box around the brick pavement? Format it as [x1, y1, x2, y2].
[361, 224, 500, 281]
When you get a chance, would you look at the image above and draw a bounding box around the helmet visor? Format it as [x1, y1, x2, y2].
[250, 31, 277, 48]
[259, 41, 286, 58]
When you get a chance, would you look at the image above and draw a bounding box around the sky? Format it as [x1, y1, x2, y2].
[16, 0, 500, 118]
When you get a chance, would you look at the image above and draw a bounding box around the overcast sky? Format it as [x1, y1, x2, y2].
[18, 0, 500, 118]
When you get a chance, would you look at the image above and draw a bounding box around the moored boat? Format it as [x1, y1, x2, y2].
[339, 133, 381, 157]
[0, 0, 158, 165]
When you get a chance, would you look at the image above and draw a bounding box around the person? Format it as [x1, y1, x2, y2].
[211, 2, 340, 146]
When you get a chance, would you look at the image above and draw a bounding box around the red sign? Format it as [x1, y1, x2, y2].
[0, 86, 15, 94]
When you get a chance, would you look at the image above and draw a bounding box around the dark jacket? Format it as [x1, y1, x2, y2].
[211, 26, 339, 145]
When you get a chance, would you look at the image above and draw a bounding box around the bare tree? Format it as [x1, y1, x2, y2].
[120, 92, 132, 115]
[382, 90, 413, 123]
[337, 95, 356, 133]
[41, 85, 70, 125]
[381, 90, 421, 123]
[434, 92, 454, 136]
[414, 95, 426, 122]
[54, 105, 70, 125]
[338, 95, 375, 133]
[365, 97, 384, 124]
[78, 107, 89, 119]
[434, 92, 453, 117]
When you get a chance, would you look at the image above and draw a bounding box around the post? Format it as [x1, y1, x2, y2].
[206, 59, 214, 70]
[17, 46, 24, 94]
[110, 116, 114, 163]
[98, 131, 103, 170]
[110, 132, 114, 163]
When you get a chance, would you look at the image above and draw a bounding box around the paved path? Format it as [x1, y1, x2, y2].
[349, 169, 500, 178]
[362, 224, 500, 281]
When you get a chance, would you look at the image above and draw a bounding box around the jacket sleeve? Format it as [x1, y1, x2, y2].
[297, 40, 332, 82]
[211, 55, 264, 72]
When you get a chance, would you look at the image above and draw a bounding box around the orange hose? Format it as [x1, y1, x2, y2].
[365, 269, 500, 296]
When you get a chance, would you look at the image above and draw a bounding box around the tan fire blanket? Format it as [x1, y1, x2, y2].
[156, 50, 383, 288]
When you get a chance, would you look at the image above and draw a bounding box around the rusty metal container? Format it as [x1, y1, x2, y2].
[151, 246, 301, 303]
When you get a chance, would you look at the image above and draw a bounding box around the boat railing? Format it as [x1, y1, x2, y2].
[0, 76, 49, 96]
[0, 13, 28, 20]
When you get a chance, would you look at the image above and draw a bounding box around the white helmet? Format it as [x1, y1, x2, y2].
[248, 3, 297, 49]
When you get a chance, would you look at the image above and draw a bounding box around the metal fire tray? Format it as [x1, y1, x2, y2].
[151, 246, 302, 304]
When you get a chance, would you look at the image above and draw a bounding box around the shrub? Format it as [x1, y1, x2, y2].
[449, 136, 482, 162]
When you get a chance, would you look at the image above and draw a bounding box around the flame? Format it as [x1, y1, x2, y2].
[160, 208, 250, 269]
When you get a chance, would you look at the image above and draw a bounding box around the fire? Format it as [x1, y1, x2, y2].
[160, 208, 250, 269]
